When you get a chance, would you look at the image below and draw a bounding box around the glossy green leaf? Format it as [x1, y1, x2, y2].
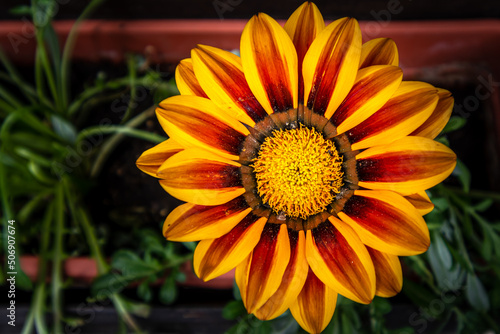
[452, 160, 471, 193]
[222, 300, 247, 320]
[9, 5, 32, 16]
[466, 273, 490, 312]
[473, 199, 493, 212]
[159, 275, 177, 305]
[112, 249, 160, 277]
[51, 114, 77, 143]
[441, 116, 466, 134]
[137, 281, 152, 302]
[427, 231, 463, 290]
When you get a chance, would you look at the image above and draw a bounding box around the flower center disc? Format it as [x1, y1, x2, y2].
[252, 126, 344, 219]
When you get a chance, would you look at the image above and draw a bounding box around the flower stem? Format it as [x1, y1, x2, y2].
[52, 183, 64, 334]
[444, 186, 500, 202]
[60, 0, 106, 110]
[90, 105, 163, 178]
[62, 179, 142, 332]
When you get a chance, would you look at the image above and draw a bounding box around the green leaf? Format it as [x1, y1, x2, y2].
[44, 24, 61, 74]
[427, 231, 463, 290]
[182, 241, 197, 252]
[90, 272, 133, 297]
[14, 262, 33, 290]
[340, 312, 354, 334]
[222, 300, 246, 320]
[452, 160, 471, 193]
[465, 273, 489, 312]
[112, 249, 160, 277]
[120, 297, 151, 318]
[159, 275, 177, 305]
[441, 116, 466, 134]
[473, 199, 493, 212]
[431, 197, 449, 212]
[32, 0, 57, 28]
[402, 279, 436, 307]
[137, 281, 152, 302]
[9, 5, 32, 16]
[51, 114, 77, 144]
[233, 278, 242, 301]
[139, 229, 164, 255]
[372, 297, 392, 315]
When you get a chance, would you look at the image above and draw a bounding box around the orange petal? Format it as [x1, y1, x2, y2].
[410, 88, 454, 139]
[193, 214, 267, 281]
[284, 2, 325, 103]
[405, 191, 434, 215]
[332, 65, 403, 134]
[348, 81, 438, 151]
[303, 17, 362, 118]
[356, 136, 457, 195]
[240, 13, 298, 114]
[156, 95, 248, 160]
[359, 38, 399, 68]
[338, 190, 430, 256]
[191, 45, 267, 126]
[254, 230, 308, 320]
[236, 223, 291, 313]
[157, 148, 245, 206]
[289, 269, 337, 334]
[175, 58, 208, 97]
[306, 217, 375, 304]
[136, 139, 184, 177]
[367, 247, 403, 298]
[163, 196, 251, 242]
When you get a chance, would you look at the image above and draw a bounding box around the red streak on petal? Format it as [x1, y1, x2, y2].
[253, 15, 293, 112]
[357, 151, 455, 183]
[307, 19, 355, 115]
[161, 162, 241, 189]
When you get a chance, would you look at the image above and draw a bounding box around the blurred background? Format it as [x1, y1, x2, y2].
[1, 0, 500, 333]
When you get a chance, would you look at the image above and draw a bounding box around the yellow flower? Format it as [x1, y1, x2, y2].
[137, 2, 456, 333]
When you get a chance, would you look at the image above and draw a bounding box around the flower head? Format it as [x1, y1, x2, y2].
[137, 2, 456, 333]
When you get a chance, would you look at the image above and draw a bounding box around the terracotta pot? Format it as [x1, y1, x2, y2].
[19, 255, 235, 289]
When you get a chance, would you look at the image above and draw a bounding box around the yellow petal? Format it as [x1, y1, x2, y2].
[356, 136, 457, 195]
[405, 191, 434, 215]
[338, 190, 430, 256]
[192, 45, 267, 126]
[333, 65, 403, 134]
[306, 217, 375, 304]
[303, 17, 362, 118]
[349, 81, 438, 151]
[156, 95, 248, 160]
[254, 230, 308, 320]
[136, 138, 184, 177]
[175, 58, 208, 97]
[284, 2, 324, 103]
[290, 269, 337, 334]
[193, 215, 267, 281]
[236, 223, 291, 313]
[240, 13, 298, 114]
[411, 88, 454, 139]
[163, 196, 251, 242]
[359, 38, 399, 68]
[157, 148, 244, 205]
[367, 247, 403, 298]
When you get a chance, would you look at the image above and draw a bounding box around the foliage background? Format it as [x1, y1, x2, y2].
[1, 0, 500, 333]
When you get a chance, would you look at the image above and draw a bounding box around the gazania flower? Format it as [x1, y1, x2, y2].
[137, 2, 456, 333]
